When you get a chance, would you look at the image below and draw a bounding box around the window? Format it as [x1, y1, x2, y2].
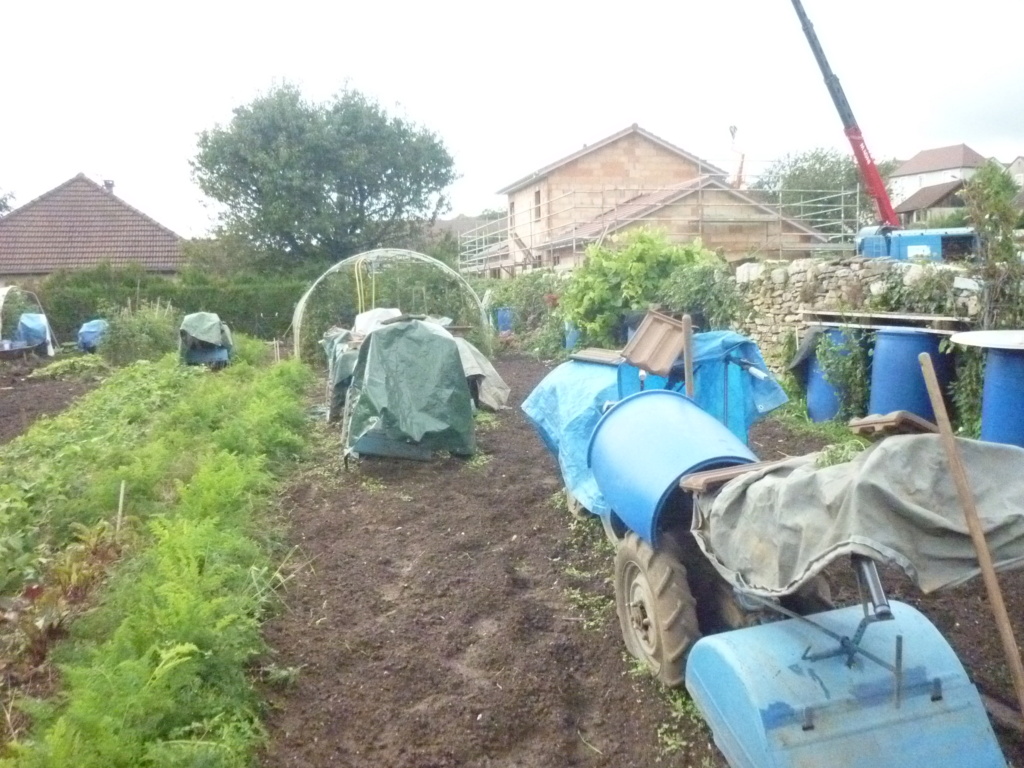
[553, 253, 561, 267]
[534, 190, 541, 221]
[509, 201, 515, 223]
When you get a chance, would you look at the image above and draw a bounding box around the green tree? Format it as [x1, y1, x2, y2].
[963, 160, 1023, 329]
[0, 189, 13, 215]
[192, 85, 457, 272]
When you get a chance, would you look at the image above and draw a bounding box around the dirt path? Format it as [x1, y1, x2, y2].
[0, 359, 96, 445]
[260, 355, 712, 768]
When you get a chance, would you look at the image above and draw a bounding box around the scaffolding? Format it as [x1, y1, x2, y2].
[459, 185, 864, 276]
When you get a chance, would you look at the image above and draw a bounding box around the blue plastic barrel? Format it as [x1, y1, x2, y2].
[587, 390, 756, 544]
[981, 347, 1024, 447]
[868, 328, 952, 422]
[806, 328, 852, 422]
[616, 362, 670, 398]
[495, 307, 514, 333]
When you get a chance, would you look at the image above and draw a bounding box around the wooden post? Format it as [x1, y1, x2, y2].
[682, 314, 695, 399]
[919, 352, 1024, 725]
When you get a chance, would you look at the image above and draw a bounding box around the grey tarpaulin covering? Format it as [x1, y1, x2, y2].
[180, 312, 233, 349]
[452, 336, 510, 411]
[693, 435, 1024, 596]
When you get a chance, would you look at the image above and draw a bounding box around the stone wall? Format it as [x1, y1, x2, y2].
[735, 257, 979, 361]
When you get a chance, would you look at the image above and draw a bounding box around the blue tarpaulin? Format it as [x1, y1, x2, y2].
[77, 319, 109, 352]
[14, 313, 51, 348]
[522, 331, 787, 516]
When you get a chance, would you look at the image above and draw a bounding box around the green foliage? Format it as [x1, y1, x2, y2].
[99, 300, 180, 366]
[473, 270, 566, 357]
[951, 345, 984, 437]
[963, 161, 1024, 329]
[0, 189, 13, 216]
[561, 230, 715, 346]
[192, 84, 457, 271]
[657, 259, 747, 329]
[39, 263, 306, 341]
[867, 265, 958, 315]
[816, 439, 867, 468]
[816, 330, 870, 421]
[906, 210, 968, 229]
[1, 289, 35, 339]
[27, 356, 109, 381]
[0, 357, 311, 767]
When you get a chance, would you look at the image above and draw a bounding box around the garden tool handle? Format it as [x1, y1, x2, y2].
[919, 351, 1024, 725]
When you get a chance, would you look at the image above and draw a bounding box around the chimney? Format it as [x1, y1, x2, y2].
[102, 180, 115, 193]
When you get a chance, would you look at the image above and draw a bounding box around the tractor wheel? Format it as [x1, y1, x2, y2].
[614, 532, 701, 687]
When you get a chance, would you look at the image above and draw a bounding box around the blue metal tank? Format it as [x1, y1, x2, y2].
[868, 328, 952, 422]
[587, 390, 755, 544]
[981, 347, 1024, 447]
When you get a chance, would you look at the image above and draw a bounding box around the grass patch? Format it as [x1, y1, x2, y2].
[464, 452, 492, 470]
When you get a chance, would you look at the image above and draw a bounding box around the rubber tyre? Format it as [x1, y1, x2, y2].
[614, 532, 701, 687]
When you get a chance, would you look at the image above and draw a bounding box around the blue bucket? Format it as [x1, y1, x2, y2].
[807, 328, 855, 422]
[587, 390, 756, 544]
[868, 328, 952, 422]
[495, 307, 514, 333]
[981, 347, 1024, 448]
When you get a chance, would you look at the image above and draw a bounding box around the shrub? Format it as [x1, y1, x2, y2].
[98, 300, 181, 367]
[657, 259, 746, 330]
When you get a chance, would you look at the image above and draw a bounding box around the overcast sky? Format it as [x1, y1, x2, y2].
[3, 0, 1022, 237]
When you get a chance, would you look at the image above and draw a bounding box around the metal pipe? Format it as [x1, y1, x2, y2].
[853, 555, 892, 618]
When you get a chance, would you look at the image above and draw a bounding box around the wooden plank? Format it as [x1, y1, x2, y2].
[569, 347, 623, 365]
[679, 460, 789, 493]
[801, 308, 971, 324]
[848, 411, 939, 438]
[811, 321, 960, 336]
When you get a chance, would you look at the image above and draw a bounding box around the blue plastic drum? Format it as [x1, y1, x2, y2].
[587, 390, 756, 544]
[495, 307, 514, 333]
[868, 328, 952, 422]
[981, 347, 1024, 447]
[806, 328, 853, 422]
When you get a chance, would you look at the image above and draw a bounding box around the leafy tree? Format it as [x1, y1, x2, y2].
[963, 160, 1023, 329]
[560, 229, 715, 346]
[192, 85, 457, 272]
[0, 188, 13, 215]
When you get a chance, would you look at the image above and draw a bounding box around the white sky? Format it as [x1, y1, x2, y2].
[2, 0, 1022, 237]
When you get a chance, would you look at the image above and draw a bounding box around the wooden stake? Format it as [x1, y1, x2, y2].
[116, 480, 126, 535]
[919, 351, 1024, 725]
[682, 314, 695, 399]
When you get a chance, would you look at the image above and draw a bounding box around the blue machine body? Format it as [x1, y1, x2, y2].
[183, 346, 230, 365]
[587, 390, 755, 544]
[686, 600, 1006, 768]
[868, 327, 952, 422]
[856, 226, 977, 261]
[981, 346, 1024, 448]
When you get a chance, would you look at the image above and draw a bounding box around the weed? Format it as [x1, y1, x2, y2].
[27, 356, 109, 381]
[261, 663, 304, 688]
[473, 411, 499, 431]
[816, 439, 868, 468]
[563, 587, 612, 631]
[465, 452, 491, 469]
[360, 477, 386, 493]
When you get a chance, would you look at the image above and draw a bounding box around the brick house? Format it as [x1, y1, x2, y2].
[0, 173, 185, 281]
[459, 125, 827, 276]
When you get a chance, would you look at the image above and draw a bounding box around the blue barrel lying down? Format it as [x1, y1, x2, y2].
[686, 600, 1007, 768]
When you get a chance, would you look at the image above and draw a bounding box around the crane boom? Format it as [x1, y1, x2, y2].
[789, 0, 900, 228]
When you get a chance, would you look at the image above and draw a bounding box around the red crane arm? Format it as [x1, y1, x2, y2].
[845, 126, 900, 227]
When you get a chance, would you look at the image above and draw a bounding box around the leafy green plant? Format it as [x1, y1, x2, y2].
[816, 330, 870, 421]
[560, 230, 716, 346]
[98, 300, 180, 366]
[657, 259, 747, 329]
[867, 265, 958, 315]
[27, 356, 109, 381]
[951, 345, 984, 437]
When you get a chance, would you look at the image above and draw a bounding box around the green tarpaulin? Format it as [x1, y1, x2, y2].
[180, 312, 233, 350]
[345, 319, 476, 458]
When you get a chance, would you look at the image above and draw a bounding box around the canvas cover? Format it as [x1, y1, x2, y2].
[180, 312, 233, 349]
[452, 336, 510, 411]
[345, 319, 475, 457]
[693, 435, 1024, 597]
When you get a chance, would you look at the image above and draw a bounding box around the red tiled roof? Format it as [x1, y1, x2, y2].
[892, 145, 988, 177]
[894, 180, 965, 213]
[0, 173, 184, 275]
[497, 125, 727, 195]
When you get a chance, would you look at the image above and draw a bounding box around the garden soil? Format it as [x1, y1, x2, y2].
[0, 359, 97, 445]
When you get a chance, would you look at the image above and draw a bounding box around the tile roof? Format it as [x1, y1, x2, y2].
[497, 124, 727, 195]
[892, 144, 988, 178]
[0, 173, 184, 275]
[894, 180, 965, 213]
[546, 176, 826, 246]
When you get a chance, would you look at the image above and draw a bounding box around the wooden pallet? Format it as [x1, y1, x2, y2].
[679, 460, 789, 494]
[848, 410, 938, 439]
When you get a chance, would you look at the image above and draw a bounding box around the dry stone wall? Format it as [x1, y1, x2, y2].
[735, 257, 980, 361]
